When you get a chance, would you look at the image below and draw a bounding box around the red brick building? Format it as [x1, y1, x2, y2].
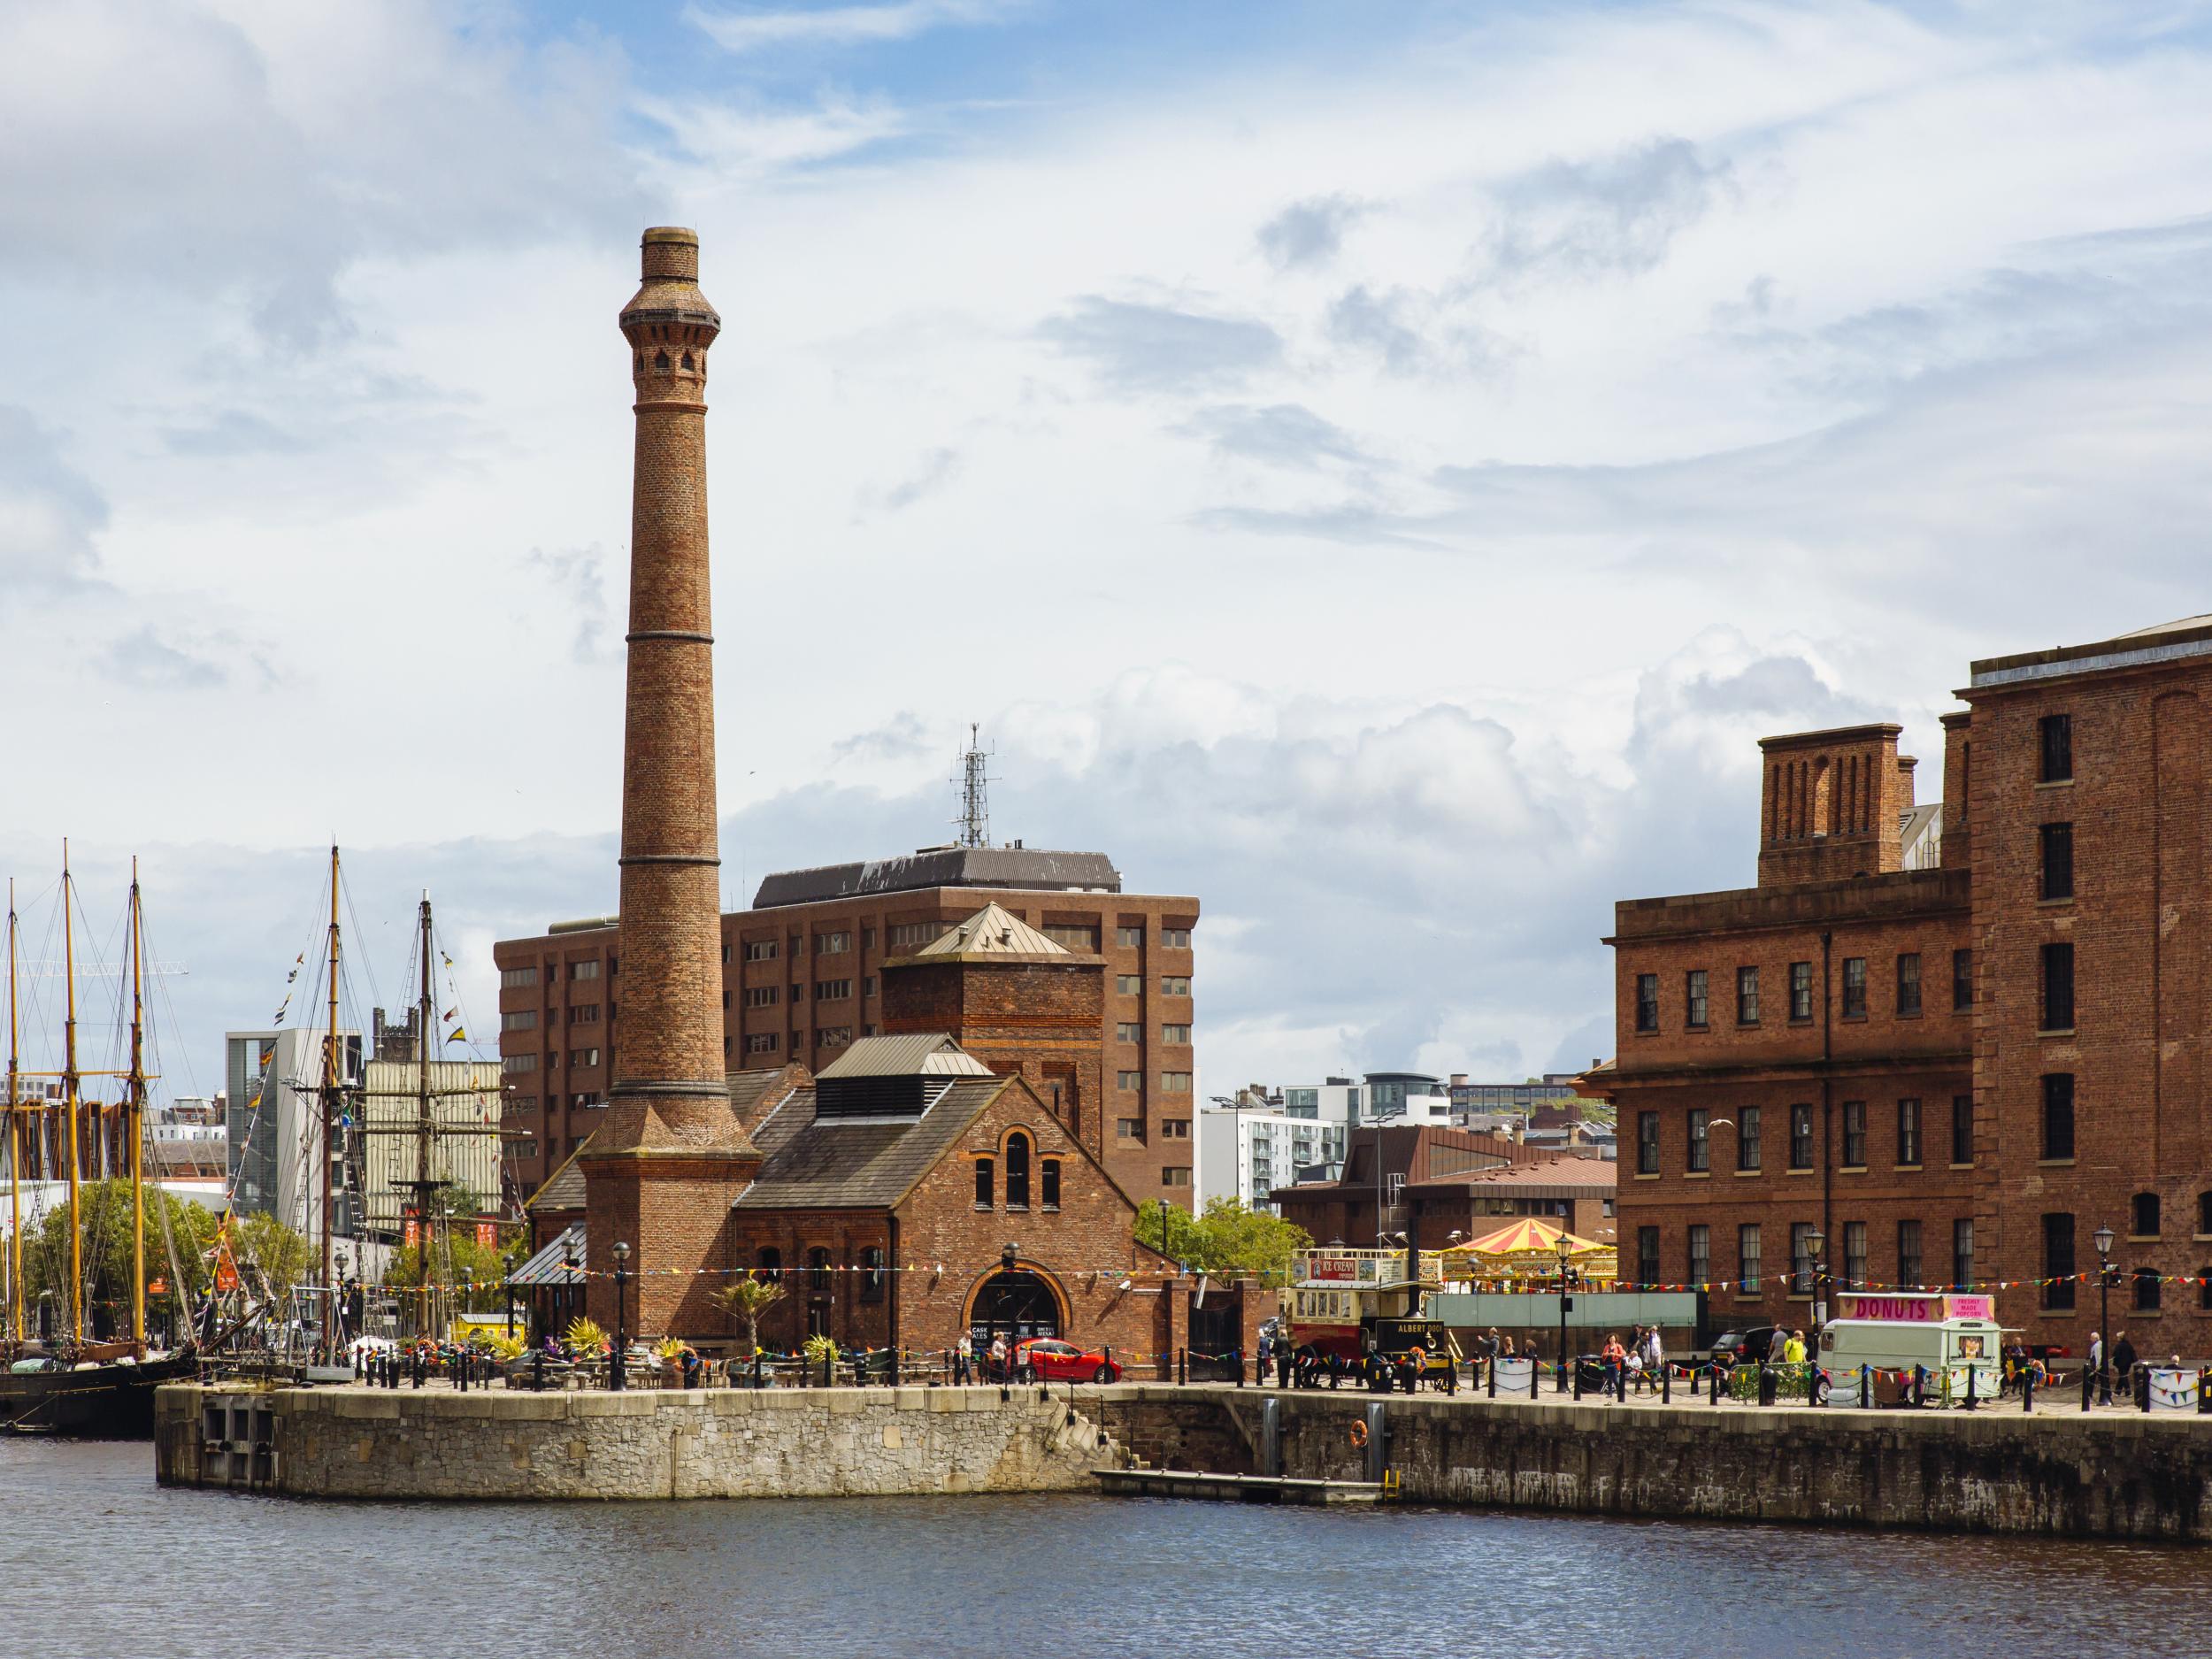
[496, 848, 1200, 1210]
[1604, 617, 2212, 1351]
[1271, 1125, 1565, 1246]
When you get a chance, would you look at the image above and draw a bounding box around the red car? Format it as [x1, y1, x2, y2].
[1013, 1338, 1122, 1384]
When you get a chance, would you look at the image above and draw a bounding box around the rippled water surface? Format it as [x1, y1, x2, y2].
[7, 1439, 2208, 1658]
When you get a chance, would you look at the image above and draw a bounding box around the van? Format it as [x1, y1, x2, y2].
[1816, 1316, 2004, 1407]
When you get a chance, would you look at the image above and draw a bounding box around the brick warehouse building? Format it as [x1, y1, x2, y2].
[495, 847, 1200, 1210]
[1599, 614, 2212, 1354]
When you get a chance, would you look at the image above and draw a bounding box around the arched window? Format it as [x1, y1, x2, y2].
[1041, 1158, 1061, 1211]
[2132, 1192, 2161, 1237]
[757, 1246, 782, 1283]
[809, 1247, 833, 1294]
[2131, 1263, 2161, 1311]
[1005, 1132, 1031, 1210]
[973, 1156, 994, 1210]
[860, 1245, 885, 1302]
[680, 349, 694, 370]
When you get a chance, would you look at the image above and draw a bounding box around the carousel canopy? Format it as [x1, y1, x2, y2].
[1448, 1217, 1609, 1258]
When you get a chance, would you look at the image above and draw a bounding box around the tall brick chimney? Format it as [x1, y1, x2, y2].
[581, 227, 757, 1340]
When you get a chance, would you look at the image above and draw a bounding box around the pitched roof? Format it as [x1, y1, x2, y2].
[1410, 1156, 1617, 1194]
[905, 901, 1071, 961]
[522, 1064, 807, 1211]
[815, 1033, 995, 1080]
[508, 1223, 586, 1286]
[525, 1138, 593, 1213]
[732, 1075, 1009, 1210]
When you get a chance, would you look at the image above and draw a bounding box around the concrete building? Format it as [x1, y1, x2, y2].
[224, 1027, 362, 1230]
[1600, 613, 2212, 1350]
[1196, 1107, 1346, 1213]
[495, 850, 1200, 1210]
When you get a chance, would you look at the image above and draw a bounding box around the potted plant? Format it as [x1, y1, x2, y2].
[803, 1333, 840, 1386]
[716, 1273, 786, 1374]
[656, 1335, 691, 1388]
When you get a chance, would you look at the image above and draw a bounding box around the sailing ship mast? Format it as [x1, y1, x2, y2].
[416, 895, 435, 1329]
[319, 842, 342, 1358]
[61, 844, 82, 1346]
[6, 879, 19, 1347]
[128, 859, 147, 1350]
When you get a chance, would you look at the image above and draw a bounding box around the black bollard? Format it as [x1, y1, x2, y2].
[1178, 1348, 1187, 1386]
[2198, 1367, 2211, 1414]
[1913, 1363, 1925, 1407]
[2022, 1363, 2033, 1413]
[1964, 1361, 1977, 1411]
[1861, 1366, 1871, 1410]
[2083, 1359, 2093, 1411]
[1573, 1358, 1584, 1401]
[2139, 1364, 2152, 1414]
[1759, 1364, 1777, 1407]
[1662, 1363, 1671, 1405]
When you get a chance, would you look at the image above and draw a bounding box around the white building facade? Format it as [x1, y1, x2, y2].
[1198, 1108, 1347, 1213]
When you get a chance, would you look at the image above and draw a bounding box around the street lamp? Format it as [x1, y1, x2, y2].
[1802, 1227, 1826, 1399]
[1555, 1234, 1573, 1394]
[2093, 1223, 2116, 1405]
[460, 1264, 474, 1325]
[611, 1240, 632, 1393]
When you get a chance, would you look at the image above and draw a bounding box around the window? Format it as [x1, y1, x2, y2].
[1162, 1166, 1193, 1187]
[500, 965, 538, 988]
[818, 1027, 852, 1048]
[568, 1048, 600, 1070]
[1160, 928, 1192, 948]
[745, 986, 779, 1008]
[566, 1004, 601, 1025]
[721, 944, 732, 965]
[1791, 1223, 1816, 1294]
[1637, 1226, 1660, 1287]
[502, 1010, 537, 1032]
[2132, 1265, 2161, 1312]
[859, 1246, 885, 1301]
[2131, 1191, 2161, 1238]
[1161, 1071, 1192, 1092]
[503, 1054, 537, 1074]
[973, 1156, 994, 1209]
[1895, 953, 1921, 1016]
[790, 984, 803, 1003]
[1635, 973, 1659, 1033]
[2039, 712, 2072, 783]
[2201, 1270, 2212, 1314]
[1041, 1159, 1061, 1210]
[1952, 949, 1972, 1010]
[863, 977, 875, 998]
[1841, 957, 1867, 1018]
[1115, 1022, 1142, 1043]
[1116, 926, 1144, 949]
[1842, 1100, 1866, 1167]
[1161, 1024, 1191, 1044]
[1116, 974, 1141, 995]
[1951, 1094, 1973, 1165]
[2041, 1073, 2075, 1159]
[1005, 1133, 1031, 1210]
[2040, 942, 2074, 1030]
[1896, 1097, 1921, 1166]
[757, 1248, 781, 1282]
[511, 1137, 540, 1160]
[1043, 924, 1099, 951]
[887, 922, 942, 950]
[1897, 1220, 1923, 1287]
[809, 1248, 833, 1294]
[570, 959, 601, 981]
[1116, 1118, 1142, 1141]
[745, 940, 778, 961]
[1686, 1109, 1709, 1172]
[812, 979, 852, 1001]
[1637, 1111, 1660, 1174]
[2042, 1213, 2076, 1309]
[2039, 822, 2074, 901]
[1688, 1224, 1710, 1286]
[1953, 1219, 1974, 1289]
[1736, 966, 1759, 1025]
[1161, 976, 1191, 995]
[1161, 1119, 1191, 1138]
[1683, 970, 1709, 1029]
[1843, 1221, 1867, 1290]
[744, 1033, 777, 1054]
[2200, 1191, 2212, 1237]
[1739, 1225, 1762, 1292]
[1738, 1105, 1762, 1171]
[1790, 1103, 1814, 1170]
[813, 931, 849, 955]
[1789, 961, 1814, 1022]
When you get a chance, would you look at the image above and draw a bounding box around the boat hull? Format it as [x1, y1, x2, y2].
[1, 1353, 199, 1438]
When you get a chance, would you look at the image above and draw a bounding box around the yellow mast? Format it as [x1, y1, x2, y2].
[128, 859, 146, 1350]
[6, 878, 19, 1346]
[321, 842, 341, 1357]
[61, 842, 82, 1347]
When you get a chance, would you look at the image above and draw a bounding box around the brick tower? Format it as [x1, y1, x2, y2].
[581, 227, 757, 1341]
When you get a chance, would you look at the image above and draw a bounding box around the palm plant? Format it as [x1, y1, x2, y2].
[563, 1315, 609, 1355]
[716, 1273, 786, 1356]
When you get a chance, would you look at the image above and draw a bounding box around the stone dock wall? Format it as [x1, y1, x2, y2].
[157, 1383, 1113, 1501]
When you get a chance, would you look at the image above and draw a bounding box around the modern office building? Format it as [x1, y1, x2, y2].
[224, 1026, 362, 1229]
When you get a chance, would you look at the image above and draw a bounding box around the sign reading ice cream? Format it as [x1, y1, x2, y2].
[1836, 1291, 1993, 1323]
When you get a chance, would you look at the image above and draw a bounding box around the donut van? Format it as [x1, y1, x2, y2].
[1816, 1291, 2005, 1407]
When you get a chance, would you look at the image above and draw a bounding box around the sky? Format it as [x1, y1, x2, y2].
[7, 0, 2212, 1106]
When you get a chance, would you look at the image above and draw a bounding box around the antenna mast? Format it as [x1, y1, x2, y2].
[955, 723, 994, 849]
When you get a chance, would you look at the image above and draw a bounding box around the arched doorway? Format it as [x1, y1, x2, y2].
[967, 1268, 1062, 1343]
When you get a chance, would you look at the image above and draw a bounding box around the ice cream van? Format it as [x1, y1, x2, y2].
[1816, 1292, 2005, 1407]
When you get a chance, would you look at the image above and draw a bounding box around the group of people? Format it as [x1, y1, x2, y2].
[947, 1332, 1012, 1384]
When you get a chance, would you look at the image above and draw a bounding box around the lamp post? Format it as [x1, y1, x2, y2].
[460, 1264, 474, 1328]
[2093, 1223, 2116, 1405]
[1802, 1226, 1825, 1402]
[1555, 1234, 1573, 1394]
[334, 1248, 349, 1357]
[611, 1240, 632, 1393]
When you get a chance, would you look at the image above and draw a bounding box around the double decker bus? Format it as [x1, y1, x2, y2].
[1281, 1248, 1454, 1373]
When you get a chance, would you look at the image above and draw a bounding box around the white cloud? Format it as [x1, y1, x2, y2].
[687, 0, 1023, 55]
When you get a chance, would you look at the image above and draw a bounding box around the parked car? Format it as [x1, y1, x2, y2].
[1709, 1326, 1783, 1366]
[1013, 1338, 1123, 1384]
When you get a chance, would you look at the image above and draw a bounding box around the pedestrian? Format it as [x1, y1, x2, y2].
[989, 1332, 1008, 1383]
[951, 1338, 970, 1385]
[1326, 1348, 1344, 1390]
[1602, 1333, 1627, 1401]
[1502, 1333, 1517, 1358]
[1277, 1341, 1292, 1389]
[2114, 1331, 2139, 1394]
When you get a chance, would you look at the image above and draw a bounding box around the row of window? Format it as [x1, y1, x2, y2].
[1635, 952, 1972, 1033]
[1112, 1023, 1193, 1043]
[2040, 1211, 2212, 1312]
[973, 1133, 1064, 1210]
[1638, 1218, 1974, 1294]
[1116, 1071, 1194, 1093]
[752, 1245, 887, 1302]
[724, 922, 1196, 964]
[499, 959, 605, 988]
[1636, 1096, 1974, 1175]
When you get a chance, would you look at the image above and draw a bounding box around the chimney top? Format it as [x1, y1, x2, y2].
[642, 226, 699, 245]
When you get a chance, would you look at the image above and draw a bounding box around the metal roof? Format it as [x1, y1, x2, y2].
[751, 846, 1123, 908]
[906, 902, 1068, 960]
[508, 1223, 586, 1287]
[733, 1076, 1009, 1210]
[815, 1033, 994, 1080]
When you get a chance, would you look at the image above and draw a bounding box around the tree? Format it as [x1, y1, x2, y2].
[18, 1179, 220, 1335]
[382, 1232, 520, 1310]
[716, 1274, 785, 1356]
[235, 1211, 313, 1300]
[1133, 1197, 1312, 1280]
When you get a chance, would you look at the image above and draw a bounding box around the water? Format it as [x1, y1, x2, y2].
[7, 1440, 2208, 1658]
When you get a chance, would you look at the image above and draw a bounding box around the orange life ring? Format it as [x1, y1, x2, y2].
[1348, 1419, 1368, 1449]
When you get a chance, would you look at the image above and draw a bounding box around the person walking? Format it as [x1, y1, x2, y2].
[988, 1332, 1009, 1384]
[2114, 1331, 2139, 1402]
[1602, 1333, 1627, 1402]
[2088, 1329, 2106, 1403]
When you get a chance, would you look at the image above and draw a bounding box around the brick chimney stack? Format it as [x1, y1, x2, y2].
[582, 227, 757, 1340]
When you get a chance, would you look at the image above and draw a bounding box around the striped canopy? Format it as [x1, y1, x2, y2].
[1448, 1217, 1609, 1258]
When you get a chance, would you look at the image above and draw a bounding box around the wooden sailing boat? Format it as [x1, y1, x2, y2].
[1, 850, 196, 1435]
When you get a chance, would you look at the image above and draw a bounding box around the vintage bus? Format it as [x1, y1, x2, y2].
[1281, 1248, 1454, 1371]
